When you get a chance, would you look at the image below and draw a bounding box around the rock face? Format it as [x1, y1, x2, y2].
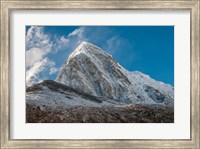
[56, 41, 174, 106]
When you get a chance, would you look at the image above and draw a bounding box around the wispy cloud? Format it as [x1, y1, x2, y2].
[68, 27, 85, 38]
[26, 58, 56, 85]
[26, 27, 52, 52]
[106, 36, 122, 54]
[26, 26, 88, 85]
[26, 27, 52, 69]
[26, 26, 59, 85]
[62, 27, 88, 49]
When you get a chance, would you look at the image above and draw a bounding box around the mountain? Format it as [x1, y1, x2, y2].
[26, 41, 174, 123]
[56, 41, 174, 106]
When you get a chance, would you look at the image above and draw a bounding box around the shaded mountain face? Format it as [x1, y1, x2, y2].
[56, 42, 174, 106]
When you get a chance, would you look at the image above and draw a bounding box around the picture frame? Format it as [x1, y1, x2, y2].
[1, 0, 199, 148]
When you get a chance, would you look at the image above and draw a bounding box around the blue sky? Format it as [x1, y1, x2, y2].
[25, 26, 174, 86]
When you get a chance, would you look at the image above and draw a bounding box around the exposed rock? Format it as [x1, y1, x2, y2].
[26, 104, 174, 123]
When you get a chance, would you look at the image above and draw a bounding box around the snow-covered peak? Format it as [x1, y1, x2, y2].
[56, 42, 174, 106]
[72, 41, 99, 53]
[81, 41, 97, 47]
[68, 41, 111, 61]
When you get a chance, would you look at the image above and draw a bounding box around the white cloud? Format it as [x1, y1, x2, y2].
[26, 26, 52, 51]
[52, 36, 69, 52]
[26, 26, 53, 70]
[26, 26, 57, 85]
[68, 27, 85, 38]
[25, 26, 87, 85]
[26, 48, 45, 68]
[26, 58, 55, 85]
[60, 36, 69, 44]
[52, 27, 88, 57]
[66, 27, 88, 49]
[50, 67, 58, 75]
[106, 36, 122, 54]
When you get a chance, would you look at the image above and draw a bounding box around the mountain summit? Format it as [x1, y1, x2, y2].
[56, 41, 174, 105]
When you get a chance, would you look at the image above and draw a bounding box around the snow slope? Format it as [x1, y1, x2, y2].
[26, 80, 125, 109]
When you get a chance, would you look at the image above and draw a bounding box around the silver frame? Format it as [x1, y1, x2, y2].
[1, 1, 199, 148]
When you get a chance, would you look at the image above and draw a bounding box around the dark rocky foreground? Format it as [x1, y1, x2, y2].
[26, 104, 174, 123]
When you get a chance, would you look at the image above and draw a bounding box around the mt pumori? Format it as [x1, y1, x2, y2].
[56, 41, 174, 106]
